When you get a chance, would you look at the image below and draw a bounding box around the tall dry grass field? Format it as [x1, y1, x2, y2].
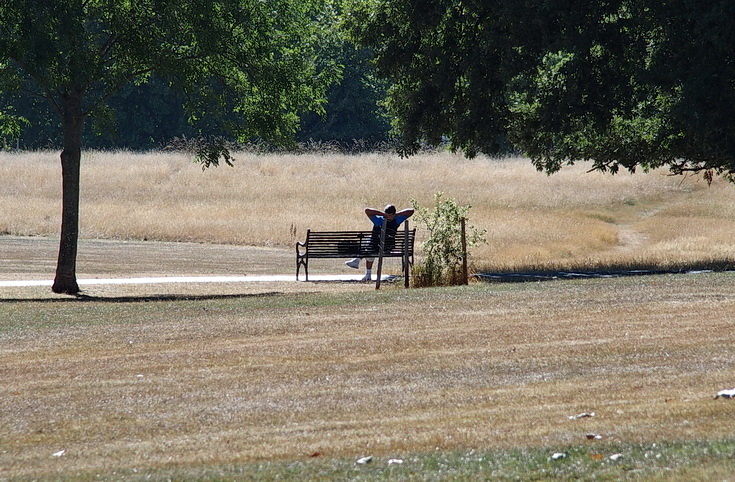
[2, 149, 735, 272]
[3, 151, 735, 479]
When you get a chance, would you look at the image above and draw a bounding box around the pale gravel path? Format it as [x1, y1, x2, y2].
[0, 274, 387, 287]
[0, 236, 401, 294]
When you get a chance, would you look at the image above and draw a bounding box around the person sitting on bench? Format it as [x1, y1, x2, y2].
[345, 204, 414, 281]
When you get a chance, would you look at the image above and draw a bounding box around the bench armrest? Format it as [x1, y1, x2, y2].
[296, 240, 307, 258]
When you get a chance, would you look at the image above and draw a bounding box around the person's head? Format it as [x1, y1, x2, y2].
[384, 204, 396, 215]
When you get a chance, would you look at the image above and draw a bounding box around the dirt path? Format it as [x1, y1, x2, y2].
[613, 224, 649, 253]
[0, 236, 297, 279]
[0, 274, 381, 287]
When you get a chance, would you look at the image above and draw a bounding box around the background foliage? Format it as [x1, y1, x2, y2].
[346, 0, 735, 178]
[3, 1, 735, 179]
[0, 9, 388, 151]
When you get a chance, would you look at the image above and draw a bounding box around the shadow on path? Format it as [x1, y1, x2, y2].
[475, 268, 733, 283]
[1, 291, 284, 304]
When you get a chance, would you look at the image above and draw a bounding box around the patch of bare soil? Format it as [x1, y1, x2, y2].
[614, 224, 649, 253]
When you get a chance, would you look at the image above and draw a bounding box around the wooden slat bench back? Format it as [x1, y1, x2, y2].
[296, 228, 415, 282]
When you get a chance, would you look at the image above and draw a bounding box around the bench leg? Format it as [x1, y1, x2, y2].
[296, 257, 307, 281]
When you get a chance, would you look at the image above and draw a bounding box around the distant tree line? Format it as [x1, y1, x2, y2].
[1, 44, 390, 151]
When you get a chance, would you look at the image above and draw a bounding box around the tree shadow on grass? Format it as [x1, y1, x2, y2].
[1, 292, 285, 304]
[306, 275, 401, 284]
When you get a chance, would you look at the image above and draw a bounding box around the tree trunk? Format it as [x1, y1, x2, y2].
[52, 91, 85, 295]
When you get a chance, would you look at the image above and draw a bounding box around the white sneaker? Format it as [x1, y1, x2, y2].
[361, 273, 372, 281]
[345, 258, 360, 269]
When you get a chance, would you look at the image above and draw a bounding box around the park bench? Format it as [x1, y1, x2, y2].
[296, 224, 416, 286]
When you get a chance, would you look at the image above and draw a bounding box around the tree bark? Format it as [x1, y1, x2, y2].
[52, 90, 85, 295]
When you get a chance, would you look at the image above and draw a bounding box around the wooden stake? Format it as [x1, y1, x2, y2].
[461, 217, 468, 285]
[403, 221, 410, 288]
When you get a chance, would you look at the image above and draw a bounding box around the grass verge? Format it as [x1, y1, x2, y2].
[64, 439, 735, 480]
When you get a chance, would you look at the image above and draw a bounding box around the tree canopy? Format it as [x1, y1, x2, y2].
[298, 45, 390, 146]
[0, 0, 338, 294]
[346, 0, 735, 180]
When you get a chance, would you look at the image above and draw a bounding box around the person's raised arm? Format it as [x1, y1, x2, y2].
[365, 207, 383, 218]
[397, 208, 414, 218]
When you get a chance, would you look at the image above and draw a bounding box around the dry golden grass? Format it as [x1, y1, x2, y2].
[2, 150, 735, 478]
[1, 259, 735, 478]
[3, 149, 735, 272]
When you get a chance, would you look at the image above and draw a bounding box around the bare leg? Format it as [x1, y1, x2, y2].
[363, 257, 374, 281]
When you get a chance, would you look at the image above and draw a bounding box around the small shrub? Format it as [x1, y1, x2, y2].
[411, 193, 486, 287]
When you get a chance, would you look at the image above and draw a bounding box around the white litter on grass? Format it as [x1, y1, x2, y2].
[0, 274, 393, 287]
[714, 388, 735, 399]
[52, 450, 65, 457]
[568, 412, 595, 420]
[609, 453, 623, 461]
[550, 452, 567, 460]
[387, 458, 404, 465]
[356, 456, 373, 465]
